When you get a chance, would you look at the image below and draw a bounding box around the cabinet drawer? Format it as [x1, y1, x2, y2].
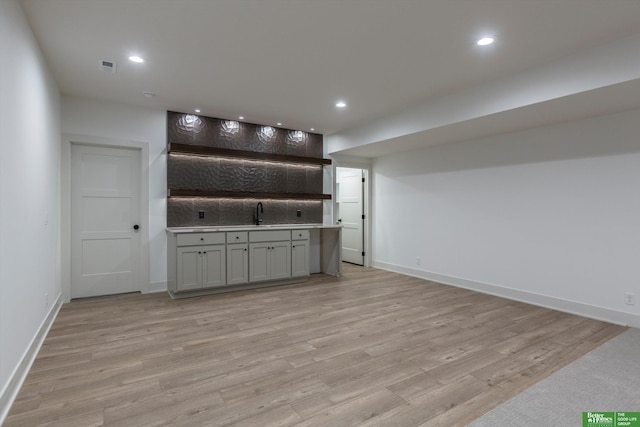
[227, 231, 248, 243]
[176, 232, 225, 247]
[249, 230, 291, 243]
[291, 230, 310, 241]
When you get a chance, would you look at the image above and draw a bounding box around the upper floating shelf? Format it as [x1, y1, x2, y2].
[168, 143, 332, 166]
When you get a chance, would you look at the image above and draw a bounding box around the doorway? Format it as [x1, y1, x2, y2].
[336, 167, 365, 265]
[70, 144, 142, 298]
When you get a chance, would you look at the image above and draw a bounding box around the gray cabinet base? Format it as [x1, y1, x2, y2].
[167, 276, 309, 299]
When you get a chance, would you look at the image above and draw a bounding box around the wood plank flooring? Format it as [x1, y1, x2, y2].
[6, 264, 626, 426]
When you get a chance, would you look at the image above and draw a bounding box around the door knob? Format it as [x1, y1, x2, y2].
[133, 224, 139, 230]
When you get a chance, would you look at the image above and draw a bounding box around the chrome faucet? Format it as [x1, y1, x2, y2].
[255, 202, 264, 225]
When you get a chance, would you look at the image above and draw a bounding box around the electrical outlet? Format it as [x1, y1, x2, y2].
[296, 210, 301, 217]
[416, 257, 421, 266]
[198, 211, 205, 219]
[624, 293, 635, 306]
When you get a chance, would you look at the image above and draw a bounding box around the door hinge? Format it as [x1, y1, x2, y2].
[362, 214, 365, 220]
[362, 251, 365, 257]
[362, 177, 365, 183]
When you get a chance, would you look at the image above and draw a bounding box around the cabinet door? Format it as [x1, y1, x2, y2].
[177, 246, 202, 291]
[291, 240, 309, 278]
[249, 243, 270, 282]
[270, 241, 292, 281]
[202, 245, 226, 288]
[227, 243, 249, 285]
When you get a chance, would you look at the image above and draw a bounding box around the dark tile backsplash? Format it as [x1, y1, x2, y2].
[168, 199, 323, 227]
[167, 112, 325, 227]
[167, 111, 323, 157]
[168, 155, 322, 194]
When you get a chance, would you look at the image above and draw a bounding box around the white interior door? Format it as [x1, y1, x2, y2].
[71, 144, 141, 298]
[339, 168, 364, 265]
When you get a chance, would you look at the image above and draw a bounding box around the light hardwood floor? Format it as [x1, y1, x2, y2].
[6, 264, 626, 426]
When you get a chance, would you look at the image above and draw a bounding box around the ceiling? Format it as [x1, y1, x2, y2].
[19, 0, 640, 141]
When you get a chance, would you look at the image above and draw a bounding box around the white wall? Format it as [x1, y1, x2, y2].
[327, 33, 640, 157]
[61, 97, 167, 290]
[373, 108, 640, 327]
[0, 0, 61, 418]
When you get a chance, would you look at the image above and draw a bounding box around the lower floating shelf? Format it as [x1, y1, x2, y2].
[168, 189, 332, 200]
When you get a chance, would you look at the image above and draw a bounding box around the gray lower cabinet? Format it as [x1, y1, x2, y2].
[249, 241, 291, 282]
[226, 243, 249, 285]
[226, 231, 249, 286]
[169, 232, 227, 293]
[168, 228, 316, 296]
[176, 244, 226, 291]
[291, 230, 310, 278]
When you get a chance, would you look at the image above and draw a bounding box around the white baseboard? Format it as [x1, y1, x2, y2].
[147, 281, 167, 293]
[0, 294, 62, 425]
[373, 261, 640, 328]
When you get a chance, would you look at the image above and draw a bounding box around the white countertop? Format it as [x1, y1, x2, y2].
[166, 224, 342, 233]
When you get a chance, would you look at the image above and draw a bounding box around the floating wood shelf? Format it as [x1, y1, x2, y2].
[168, 143, 332, 166]
[168, 189, 332, 200]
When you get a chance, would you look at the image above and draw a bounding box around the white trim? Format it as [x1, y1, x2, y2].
[373, 260, 640, 328]
[61, 133, 150, 302]
[0, 295, 62, 425]
[148, 281, 168, 293]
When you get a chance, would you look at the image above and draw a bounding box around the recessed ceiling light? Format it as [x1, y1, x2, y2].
[238, 116, 244, 120]
[477, 37, 494, 46]
[276, 122, 282, 126]
[336, 101, 347, 108]
[128, 55, 144, 63]
[194, 109, 201, 113]
[310, 128, 315, 131]
[143, 92, 155, 98]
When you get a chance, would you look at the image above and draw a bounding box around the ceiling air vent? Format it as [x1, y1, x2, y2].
[99, 60, 117, 73]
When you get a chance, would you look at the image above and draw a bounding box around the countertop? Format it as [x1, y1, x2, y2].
[166, 224, 342, 233]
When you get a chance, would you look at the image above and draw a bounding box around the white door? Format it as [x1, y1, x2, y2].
[71, 144, 141, 298]
[339, 168, 364, 265]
